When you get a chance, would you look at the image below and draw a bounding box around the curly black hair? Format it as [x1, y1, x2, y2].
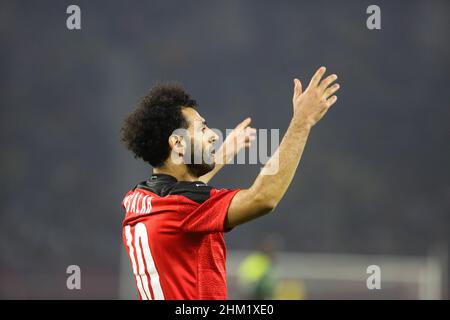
[121, 83, 197, 167]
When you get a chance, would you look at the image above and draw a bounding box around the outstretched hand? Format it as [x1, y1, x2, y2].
[292, 66, 340, 128]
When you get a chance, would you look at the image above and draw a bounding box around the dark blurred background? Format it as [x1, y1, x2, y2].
[1, 0, 449, 299]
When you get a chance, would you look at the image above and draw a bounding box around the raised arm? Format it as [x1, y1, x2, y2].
[226, 67, 340, 227]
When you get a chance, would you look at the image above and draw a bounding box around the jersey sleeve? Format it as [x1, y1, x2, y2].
[179, 188, 241, 233]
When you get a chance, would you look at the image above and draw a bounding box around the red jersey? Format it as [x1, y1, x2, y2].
[121, 174, 240, 300]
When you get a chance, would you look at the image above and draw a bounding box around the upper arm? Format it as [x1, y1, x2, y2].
[225, 188, 276, 228]
[177, 187, 241, 233]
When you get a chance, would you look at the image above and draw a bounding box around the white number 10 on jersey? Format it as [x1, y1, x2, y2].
[125, 223, 165, 300]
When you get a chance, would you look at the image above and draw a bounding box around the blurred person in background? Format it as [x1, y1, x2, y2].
[237, 235, 281, 299]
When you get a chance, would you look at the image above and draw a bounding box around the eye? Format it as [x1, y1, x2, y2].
[202, 126, 206, 132]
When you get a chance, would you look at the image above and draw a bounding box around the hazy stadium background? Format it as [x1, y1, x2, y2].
[1, 0, 449, 299]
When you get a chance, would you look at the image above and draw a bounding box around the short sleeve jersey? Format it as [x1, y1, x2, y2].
[121, 174, 240, 300]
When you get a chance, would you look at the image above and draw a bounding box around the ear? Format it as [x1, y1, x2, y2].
[169, 134, 184, 156]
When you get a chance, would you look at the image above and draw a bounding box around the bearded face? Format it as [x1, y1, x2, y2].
[179, 108, 218, 178]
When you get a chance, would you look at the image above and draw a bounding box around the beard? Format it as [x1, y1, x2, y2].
[185, 144, 216, 178]
[186, 162, 215, 178]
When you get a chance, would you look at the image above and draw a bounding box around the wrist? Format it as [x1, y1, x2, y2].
[291, 115, 313, 131]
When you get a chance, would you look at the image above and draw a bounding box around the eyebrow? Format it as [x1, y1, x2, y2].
[201, 120, 207, 126]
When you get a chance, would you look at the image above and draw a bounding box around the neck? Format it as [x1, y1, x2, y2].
[153, 164, 197, 182]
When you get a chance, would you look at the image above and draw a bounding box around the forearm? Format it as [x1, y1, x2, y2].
[225, 116, 311, 227]
[250, 116, 311, 207]
[226, 67, 339, 227]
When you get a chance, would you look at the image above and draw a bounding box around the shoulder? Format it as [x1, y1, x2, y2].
[131, 174, 231, 205]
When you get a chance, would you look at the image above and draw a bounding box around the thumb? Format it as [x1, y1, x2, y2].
[293, 78, 302, 97]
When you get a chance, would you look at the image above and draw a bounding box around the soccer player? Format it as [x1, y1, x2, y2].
[120, 67, 340, 300]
